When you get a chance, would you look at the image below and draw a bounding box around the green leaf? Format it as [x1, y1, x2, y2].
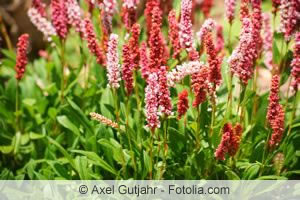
[0, 145, 14, 154]
[29, 132, 45, 140]
[47, 136, 77, 172]
[66, 98, 94, 136]
[57, 115, 80, 136]
[256, 176, 287, 180]
[71, 150, 117, 175]
[225, 170, 240, 180]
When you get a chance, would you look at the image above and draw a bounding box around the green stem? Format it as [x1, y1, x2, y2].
[149, 129, 155, 180]
[113, 89, 126, 177]
[125, 96, 137, 178]
[15, 80, 19, 133]
[287, 90, 298, 136]
[228, 23, 233, 54]
[134, 71, 141, 111]
[161, 117, 169, 179]
[209, 86, 216, 137]
[196, 105, 201, 148]
[60, 39, 66, 103]
[259, 130, 272, 176]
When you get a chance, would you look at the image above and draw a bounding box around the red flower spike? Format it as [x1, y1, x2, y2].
[168, 10, 181, 59]
[204, 32, 222, 88]
[145, 0, 160, 38]
[122, 43, 134, 95]
[267, 75, 285, 150]
[177, 90, 189, 119]
[83, 18, 106, 65]
[15, 34, 30, 80]
[148, 6, 165, 70]
[158, 66, 172, 116]
[201, 0, 213, 18]
[140, 42, 150, 80]
[215, 123, 233, 161]
[129, 23, 141, 69]
[192, 66, 209, 107]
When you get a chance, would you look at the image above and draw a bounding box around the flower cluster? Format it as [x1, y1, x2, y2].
[122, 0, 139, 30]
[262, 13, 273, 70]
[179, 0, 194, 51]
[291, 32, 300, 91]
[106, 34, 121, 89]
[279, 0, 299, 41]
[191, 66, 209, 107]
[267, 75, 285, 150]
[200, 0, 213, 18]
[28, 8, 57, 41]
[145, 72, 160, 131]
[32, 0, 47, 17]
[65, 0, 83, 34]
[122, 43, 134, 95]
[158, 66, 173, 116]
[140, 42, 150, 80]
[145, 0, 160, 37]
[228, 18, 255, 84]
[251, 0, 263, 60]
[103, 0, 118, 15]
[128, 23, 141, 69]
[148, 6, 165, 70]
[225, 0, 236, 24]
[205, 32, 222, 88]
[215, 123, 243, 160]
[15, 34, 30, 80]
[51, 0, 68, 39]
[240, 0, 250, 20]
[90, 112, 119, 129]
[83, 18, 106, 65]
[215, 25, 224, 54]
[177, 90, 189, 119]
[197, 18, 216, 44]
[100, 10, 111, 53]
[85, 0, 95, 12]
[168, 10, 181, 59]
[272, 0, 281, 15]
[167, 61, 204, 87]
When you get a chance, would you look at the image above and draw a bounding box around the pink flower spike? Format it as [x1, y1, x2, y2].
[32, 0, 47, 17]
[262, 13, 273, 70]
[51, 0, 68, 39]
[145, 72, 160, 131]
[228, 17, 255, 84]
[158, 66, 173, 116]
[179, 0, 194, 51]
[279, 0, 299, 41]
[168, 10, 181, 59]
[65, 0, 84, 34]
[197, 18, 216, 44]
[140, 42, 150, 80]
[28, 8, 57, 41]
[225, 0, 236, 24]
[106, 34, 121, 89]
